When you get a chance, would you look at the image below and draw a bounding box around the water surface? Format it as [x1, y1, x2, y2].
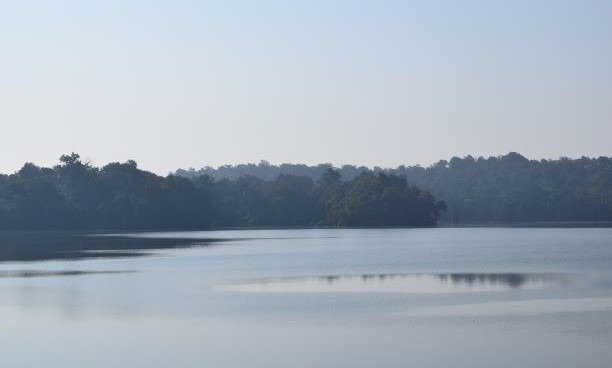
[1, 228, 611, 368]
[219, 272, 569, 293]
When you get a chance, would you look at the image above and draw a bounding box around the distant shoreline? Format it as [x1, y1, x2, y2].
[438, 221, 612, 228]
[1, 222, 611, 235]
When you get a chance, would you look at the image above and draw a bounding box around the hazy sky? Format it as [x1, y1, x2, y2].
[1, 0, 611, 174]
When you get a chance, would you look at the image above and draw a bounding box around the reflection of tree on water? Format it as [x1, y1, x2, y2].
[317, 273, 560, 289]
[0, 270, 133, 279]
[0, 232, 227, 262]
[437, 273, 528, 288]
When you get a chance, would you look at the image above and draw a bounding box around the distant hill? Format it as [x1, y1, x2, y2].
[176, 153, 612, 224]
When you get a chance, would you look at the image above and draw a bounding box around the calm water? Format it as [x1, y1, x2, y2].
[1, 228, 612, 368]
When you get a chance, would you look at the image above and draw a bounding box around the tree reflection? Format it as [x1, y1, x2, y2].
[315, 272, 562, 289]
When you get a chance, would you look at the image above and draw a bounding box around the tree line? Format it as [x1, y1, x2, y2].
[402, 152, 612, 223]
[0, 153, 445, 230]
[176, 152, 612, 224]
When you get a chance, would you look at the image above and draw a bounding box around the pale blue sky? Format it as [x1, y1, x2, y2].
[1, 0, 611, 174]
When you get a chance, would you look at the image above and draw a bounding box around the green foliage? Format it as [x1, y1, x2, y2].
[176, 152, 612, 224]
[0, 155, 443, 230]
[327, 172, 443, 226]
[396, 153, 612, 223]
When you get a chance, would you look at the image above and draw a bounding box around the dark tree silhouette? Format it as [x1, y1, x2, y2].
[176, 152, 612, 224]
[0, 154, 444, 230]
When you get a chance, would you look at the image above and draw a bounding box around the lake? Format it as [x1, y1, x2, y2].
[1, 228, 612, 368]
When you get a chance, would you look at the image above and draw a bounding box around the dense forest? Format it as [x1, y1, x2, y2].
[0, 153, 445, 230]
[176, 152, 612, 224]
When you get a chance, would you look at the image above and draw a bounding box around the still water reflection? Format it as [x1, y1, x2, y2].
[0, 270, 133, 278]
[219, 273, 569, 293]
[1, 228, 612, 368]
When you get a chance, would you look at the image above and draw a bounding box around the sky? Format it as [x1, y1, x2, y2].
[1, 0, 611, 174]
